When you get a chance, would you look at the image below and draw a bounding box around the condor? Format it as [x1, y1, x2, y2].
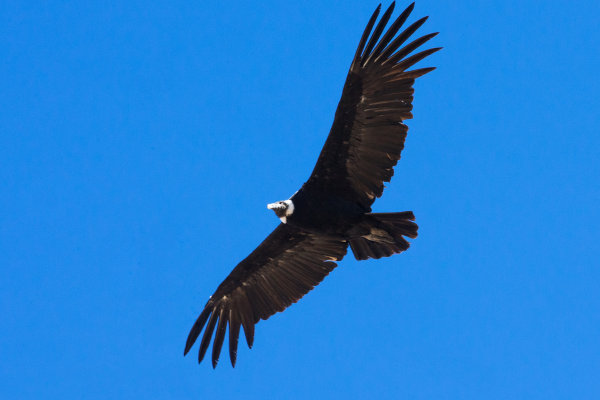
[184, 1, 440, 368]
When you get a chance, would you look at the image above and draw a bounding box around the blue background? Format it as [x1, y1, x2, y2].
[2, 0, 599, 398]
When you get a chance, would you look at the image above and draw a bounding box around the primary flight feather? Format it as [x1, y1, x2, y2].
[184, 1, 440, 368]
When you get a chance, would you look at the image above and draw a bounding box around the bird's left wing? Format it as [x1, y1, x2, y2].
[305, 2, 441, 211]
[184, 223, 348, 368]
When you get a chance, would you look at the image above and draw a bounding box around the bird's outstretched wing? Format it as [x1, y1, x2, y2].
[184, 223, 348, 368]
[305, 2, 441, 211]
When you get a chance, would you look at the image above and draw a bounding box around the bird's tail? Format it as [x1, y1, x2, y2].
[349, 211, 418, 261]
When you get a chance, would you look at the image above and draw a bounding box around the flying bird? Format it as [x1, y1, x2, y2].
[184, 1, 440, 368]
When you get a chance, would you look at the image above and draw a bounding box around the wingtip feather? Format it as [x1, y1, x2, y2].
[211, 307, 228, 368]
[368, 1, 416, 65]
[351, 4, 383, 71]
[184, 306, 212, 356]
[362, 2, 396, 66]
[228, 309, 241, 368]
[198, 308, 219, 364]
[379, 15, 430, 64]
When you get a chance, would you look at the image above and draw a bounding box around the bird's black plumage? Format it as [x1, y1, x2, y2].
[184, 1, 440, 368]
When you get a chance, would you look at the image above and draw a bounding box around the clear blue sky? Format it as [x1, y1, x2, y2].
[1, 0, 599, 399]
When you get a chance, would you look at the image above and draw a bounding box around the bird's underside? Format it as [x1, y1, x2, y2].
[184, 1, 440, 368]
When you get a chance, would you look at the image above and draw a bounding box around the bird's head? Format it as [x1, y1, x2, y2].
[267, 200, 295, 224]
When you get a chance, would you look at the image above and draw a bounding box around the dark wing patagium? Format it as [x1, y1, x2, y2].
[184, 223, 348, 368]
[306, 2, 441, 211]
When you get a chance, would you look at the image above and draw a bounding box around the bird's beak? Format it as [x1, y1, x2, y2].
[267, 202, 284, 210]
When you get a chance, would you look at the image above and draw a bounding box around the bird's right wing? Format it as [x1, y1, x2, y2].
[184, 223, 348, 368]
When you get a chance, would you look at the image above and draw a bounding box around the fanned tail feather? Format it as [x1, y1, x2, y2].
[349, 211, 418, 261]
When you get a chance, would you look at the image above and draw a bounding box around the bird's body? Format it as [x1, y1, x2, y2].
[274, 188, 416, 247]
[184, 1, 440, 368]
[285, 188, 365, 236]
